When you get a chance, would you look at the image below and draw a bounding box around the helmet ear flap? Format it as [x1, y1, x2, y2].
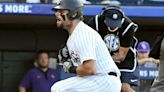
[67, 8, 83, 20]
[67, 11, 74, 20]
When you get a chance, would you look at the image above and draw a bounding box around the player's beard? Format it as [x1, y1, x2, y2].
[56, 20, 71, 32]
[38, 63, 48, 69]
[56, 14, 72, 32]
[56, 20, 69, 32]
[56, 16, 65, 30]
[56, 23, 65, 31]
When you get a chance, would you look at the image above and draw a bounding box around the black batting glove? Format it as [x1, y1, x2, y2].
[58, 46, 69, 65]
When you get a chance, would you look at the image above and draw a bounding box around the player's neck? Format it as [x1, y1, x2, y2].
[67, 20, 80, 35]
[40, 67, 48, 72]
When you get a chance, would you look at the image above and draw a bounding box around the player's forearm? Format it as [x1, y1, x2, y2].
[138, 58, 160, 65]
[18, 86, 26, 92]
[112, 47, 129, 62]
[138, 58, 150, 65]
[76, 66, 96, 76]
[112, 52, 127, 62]
[76, 60, 96, 76]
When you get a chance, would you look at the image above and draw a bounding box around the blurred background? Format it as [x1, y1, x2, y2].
[0, 0, 164, 92]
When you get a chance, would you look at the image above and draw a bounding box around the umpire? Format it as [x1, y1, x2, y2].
[87, 5, 139, 92]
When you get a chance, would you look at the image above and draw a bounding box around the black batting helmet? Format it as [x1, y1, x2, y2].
[102, 6, 125, 28]
[52, 0, 83, 20]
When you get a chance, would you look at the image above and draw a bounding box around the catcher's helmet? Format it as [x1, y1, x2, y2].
[52, 0, 83, 20]
[102, 6, 125, 28]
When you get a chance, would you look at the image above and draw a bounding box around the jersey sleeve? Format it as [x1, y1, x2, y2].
[76, 32, 96, 63]
[120, 24, 138, 47]
[19, 70, 31, 89]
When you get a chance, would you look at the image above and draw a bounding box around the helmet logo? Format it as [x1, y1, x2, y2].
[137, 41, 150, 52]
[141, 44, 147, 50]
[112, 14, 118, 20]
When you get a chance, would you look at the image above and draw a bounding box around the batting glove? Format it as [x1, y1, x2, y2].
[63, 59, 73, 73]
[58, 46, 69, 64]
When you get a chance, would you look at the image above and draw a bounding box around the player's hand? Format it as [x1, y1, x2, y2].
[147, 57, 160, 66]
[58, 46, 69, 64]
[63, 59, 73, 73]
[151, 58, 160, 65]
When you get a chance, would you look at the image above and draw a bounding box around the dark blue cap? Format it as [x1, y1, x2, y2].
[103, 9, 124, 28]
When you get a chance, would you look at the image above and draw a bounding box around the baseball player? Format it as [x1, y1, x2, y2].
[51, 0, 121, 92]
[87, 5, 139, 92]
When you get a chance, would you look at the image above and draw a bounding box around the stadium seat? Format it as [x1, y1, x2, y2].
[0, 0, 15, 3]
[89, 0, 102, 2]
[118, 0, 139, 5]
[144, 0, 164, 5]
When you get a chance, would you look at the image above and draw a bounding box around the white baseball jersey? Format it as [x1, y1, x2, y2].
[51, 21, 121, 92]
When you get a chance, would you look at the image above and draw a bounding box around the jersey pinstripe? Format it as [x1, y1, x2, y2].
[51, 21, 121, 92]
[67, 21, 120, 75]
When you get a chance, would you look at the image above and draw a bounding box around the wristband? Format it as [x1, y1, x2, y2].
[69, 66, 77, 74]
